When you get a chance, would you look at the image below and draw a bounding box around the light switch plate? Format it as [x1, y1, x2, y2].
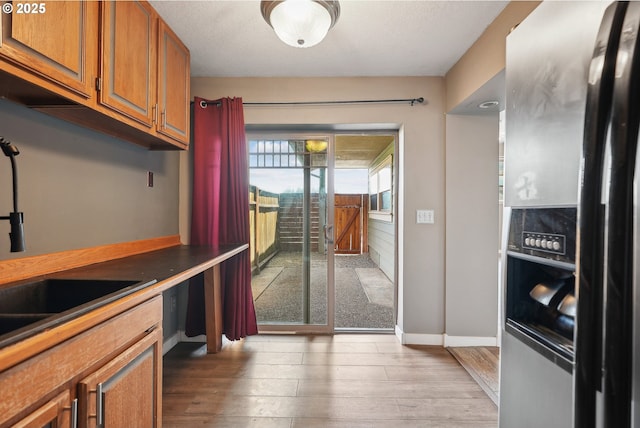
[417, 209, 434, 224]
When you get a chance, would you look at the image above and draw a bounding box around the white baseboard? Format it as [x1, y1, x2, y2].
[166, 328, 497, 350]
[395, 325, 444, 345]
[179, 330, 206, 343]
[394, 326, 497, 347]
[443, 334, 498, 347]
[162, 332, 180, 355]
[162, 331, 208, 355]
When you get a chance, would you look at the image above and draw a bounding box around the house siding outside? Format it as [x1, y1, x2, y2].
[368, 218, 394, 281]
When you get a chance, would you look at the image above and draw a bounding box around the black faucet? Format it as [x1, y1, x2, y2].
[0, 137, 25, 252]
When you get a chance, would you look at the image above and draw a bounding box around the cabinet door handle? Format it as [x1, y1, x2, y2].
[96, 383, 104, 427]
[64, 398, 78, 428]
[70, 398, 78, 428]
[161, 109, 167, 129]
[152, 104, 158, 124]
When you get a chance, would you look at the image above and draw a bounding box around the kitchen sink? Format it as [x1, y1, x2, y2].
[0, 278, 157, 347]
[0, 279, 141, 314]
[0, 314, 49, 336]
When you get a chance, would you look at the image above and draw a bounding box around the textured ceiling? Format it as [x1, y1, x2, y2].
[150, 0, 509, 78]
[335, 135, 394, 168]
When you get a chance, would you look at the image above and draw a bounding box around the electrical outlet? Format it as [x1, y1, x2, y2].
[417, 209, 435, 224]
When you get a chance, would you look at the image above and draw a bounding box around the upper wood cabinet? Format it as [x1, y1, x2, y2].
[99, 0, 157, 128]
[0, 0, 190, 150]
[157, 20, 190, 145]
[0, 0, 97, 102]
[98, 0, 190, 148]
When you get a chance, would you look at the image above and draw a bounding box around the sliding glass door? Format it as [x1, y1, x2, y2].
[248, 134, 334, 333]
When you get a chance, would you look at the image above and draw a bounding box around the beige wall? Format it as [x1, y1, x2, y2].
[445, 1, 540, 112]
[0, 99, 180, 260]
[183, 77, 446, 336]
[445, 114, 499, 340]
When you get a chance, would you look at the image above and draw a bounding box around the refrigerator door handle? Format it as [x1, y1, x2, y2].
[574, 3, 627, 428]
[602, 3, 640, 427]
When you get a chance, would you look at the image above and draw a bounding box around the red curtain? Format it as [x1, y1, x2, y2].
[185, 96, 258, 340]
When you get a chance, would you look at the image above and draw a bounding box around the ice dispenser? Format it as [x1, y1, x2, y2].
[505, 207, 577, 372]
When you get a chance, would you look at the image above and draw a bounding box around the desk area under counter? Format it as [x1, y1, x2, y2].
[0, 241, 248, 427]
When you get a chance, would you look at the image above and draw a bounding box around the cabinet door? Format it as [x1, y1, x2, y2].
[0, 0, 94, 98]
[99, 0, 157, 128]
[157, 20, 190, 147]
[11, 390, 76, 428]
[78, 329, 162, 428]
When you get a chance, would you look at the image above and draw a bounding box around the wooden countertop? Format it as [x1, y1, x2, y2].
[0, 243, 248, 373]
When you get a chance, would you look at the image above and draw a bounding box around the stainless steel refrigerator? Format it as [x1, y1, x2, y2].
[500, 1, 640, 427]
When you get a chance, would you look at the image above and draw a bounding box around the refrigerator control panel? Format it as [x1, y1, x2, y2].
[522, 232, 566, 255]
[508, 207, 576, 264]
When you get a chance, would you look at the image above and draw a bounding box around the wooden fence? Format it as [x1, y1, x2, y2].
[249, 185, 280, 270]
[249, 189, 365, 271]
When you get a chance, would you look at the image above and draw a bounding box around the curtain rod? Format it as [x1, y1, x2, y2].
[198, 97, 425, 109]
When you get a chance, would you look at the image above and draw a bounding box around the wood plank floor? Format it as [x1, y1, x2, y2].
[163, 334, 498, 427]
[447, 347, 500, 406]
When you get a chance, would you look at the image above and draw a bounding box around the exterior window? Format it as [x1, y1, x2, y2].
[369, 173, 378, 211]
[248, 139, 327, 169]
[378, 164, 391, 211]
[369, 155, 392, 221]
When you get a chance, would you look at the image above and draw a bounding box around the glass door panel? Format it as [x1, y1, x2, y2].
[333, 134, 396, 331]
[249, 136, 333, 332]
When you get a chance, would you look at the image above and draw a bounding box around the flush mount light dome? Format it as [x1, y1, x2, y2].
[261, 0, 340, 48]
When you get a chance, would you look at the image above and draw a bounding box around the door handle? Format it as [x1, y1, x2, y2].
[64, 398, 78, 428]
[324, 224, 334, 244]
[71, 398, 78, 428]
[96, 383, 104, 427]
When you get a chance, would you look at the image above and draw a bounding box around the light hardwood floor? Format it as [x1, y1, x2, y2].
[163, 334, 498, 427]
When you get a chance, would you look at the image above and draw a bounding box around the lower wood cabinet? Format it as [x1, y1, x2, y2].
[10, 390, 76, 428]
[0, 296, 162, 427]
[78, 329, 162, 428]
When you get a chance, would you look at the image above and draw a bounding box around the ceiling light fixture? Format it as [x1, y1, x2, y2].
[261, 0, 340, 48]
[478, 100, 500, 109]
[305, 140, 328, 152]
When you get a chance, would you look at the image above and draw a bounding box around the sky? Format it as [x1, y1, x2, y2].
[250, 168, 368, 194]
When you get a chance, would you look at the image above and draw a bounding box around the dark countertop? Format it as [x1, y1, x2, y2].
[0, 243, 248, 363]
[40, 244, 248, 285]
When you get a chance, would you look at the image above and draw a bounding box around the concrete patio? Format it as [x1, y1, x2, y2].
[251, 252, 394, 329]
